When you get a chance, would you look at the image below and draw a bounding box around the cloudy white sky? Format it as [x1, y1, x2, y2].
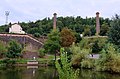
[0, 0, 120, 25]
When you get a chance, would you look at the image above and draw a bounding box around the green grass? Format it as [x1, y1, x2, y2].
[37, 54, 60, 65]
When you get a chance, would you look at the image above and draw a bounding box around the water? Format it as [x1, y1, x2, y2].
[78, 69, 120, 79]
[0, 66, 58, 79]
[0, 66, 120, 79]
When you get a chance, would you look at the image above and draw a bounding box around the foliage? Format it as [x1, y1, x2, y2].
[70, 44, 95, 68]
[55, 48, 79, 79]
[108, 14, 120, 48]
[6, 40, 23, 58]
[100, 22, 109, 36]
[0, 25, 9, 33]
[0, 16, 111, 37]
[34, 32, 40, 37]
[75, 33, 82, 43]
[83, 25, 91, 36]
[81, 59, 95, 69]
[79, 37, 107, 53]
[0, 58, 16, 66]
[95, 43, 120, 73]
[71, 48, 89, 67]
[60, 28, 76, 47]
[69, 44, 89, 66]
[0, 41, 7, 57]
[91, 40, 102, 53]
[38, 48, 45, 57]
[44, 30, 60, 54]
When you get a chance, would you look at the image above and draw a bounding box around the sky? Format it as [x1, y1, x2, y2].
[0, 0, 120, 25]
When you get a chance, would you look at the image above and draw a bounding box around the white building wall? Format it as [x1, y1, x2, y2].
[9, 24, 25, 34]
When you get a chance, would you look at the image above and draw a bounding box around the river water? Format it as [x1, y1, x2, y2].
[0, 66, 120, 79]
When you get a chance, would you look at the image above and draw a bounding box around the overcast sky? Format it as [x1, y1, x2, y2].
[0, 0, 120, 25]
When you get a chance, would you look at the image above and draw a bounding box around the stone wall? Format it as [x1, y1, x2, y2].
[0, 34, 43, 49]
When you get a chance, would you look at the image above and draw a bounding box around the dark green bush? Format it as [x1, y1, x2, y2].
[39, 48, 45, 57]
[2, 58, 16, 66]
[34, 33, 40, 37]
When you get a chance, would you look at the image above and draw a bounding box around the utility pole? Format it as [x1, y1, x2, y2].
[5, 11, 10, 25]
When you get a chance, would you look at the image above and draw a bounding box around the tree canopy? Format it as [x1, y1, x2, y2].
[44, 30, 60, 54]
[6, 40, 23, 58]
[108, 14, 120, 48]
[60, 28, 76, 47]
[0, 16, 111, 37]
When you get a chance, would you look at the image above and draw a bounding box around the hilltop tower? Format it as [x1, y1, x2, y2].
[96, 12, 100, 35]
[53, 13, 57, 30]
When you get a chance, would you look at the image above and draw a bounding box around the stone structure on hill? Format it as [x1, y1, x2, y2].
[96, 12, 100, 35]
[53, 13, 57, 30]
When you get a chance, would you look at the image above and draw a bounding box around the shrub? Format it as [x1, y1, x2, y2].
[0, 41, 7, 58]
[92, 40, 102, 54]
[79, 37, 107, 53]
[81, 59, 95, 69]
[95, 43, 120, 73]
[1, 58, 16, 66]
[38, 48, 45, 57]
[71, 52, 86, 66]
[6, 40, 23, 58]
[34, 33, 40, 38]
[70, 45, 89, 67]
[55, 48, 79, 79]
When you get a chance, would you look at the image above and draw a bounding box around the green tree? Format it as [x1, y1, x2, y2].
[83, 25, 91, 36]
[75, 33, 82, 43]
[0, 41, 7, 57]
[96, 43, 120, 73]
[44, 30, 60, 54]
[100, 22, 109, 36]
[0, 16, 111, 36]
[108, 14, 120, 47]
[55, 48, 79, 79]
[6, 40, 23, 58]
[60, 28, 76, 47]
[92, 40, 101, 53]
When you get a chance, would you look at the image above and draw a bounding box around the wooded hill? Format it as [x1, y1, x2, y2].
[0, 16, 111, 36]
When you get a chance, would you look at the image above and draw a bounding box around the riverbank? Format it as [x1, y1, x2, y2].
[0, 54, 56, 67]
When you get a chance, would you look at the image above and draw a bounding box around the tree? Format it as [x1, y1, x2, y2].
[44, 30, 60, 54]
[6, 40, 23, 58]
[108, 14, 120, 47]
[60, 28, 76, 47]
[55, 48, 79, 79]
[83, 25, 91, 36]
[0, 41, 7, 57]
[92, 40, 101, 53]
[100, 22, 109, 36]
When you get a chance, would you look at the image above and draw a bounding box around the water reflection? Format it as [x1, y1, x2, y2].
[78, 69, 120, 79]
[0, 66, 58, 79]
[0, 67, 120, 79]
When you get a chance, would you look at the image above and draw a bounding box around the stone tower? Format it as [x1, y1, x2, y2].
[96, 12, 100, 35]
[53, 13, 57, 30]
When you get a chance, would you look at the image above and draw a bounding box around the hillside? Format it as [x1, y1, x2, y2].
[0, 16, 111, 37]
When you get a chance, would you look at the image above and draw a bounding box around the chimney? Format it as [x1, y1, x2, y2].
[53, 13, 57, 30]
[96, 12, 100, 35]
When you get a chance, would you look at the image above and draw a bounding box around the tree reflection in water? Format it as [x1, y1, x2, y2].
[0, 67, 119, 79]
